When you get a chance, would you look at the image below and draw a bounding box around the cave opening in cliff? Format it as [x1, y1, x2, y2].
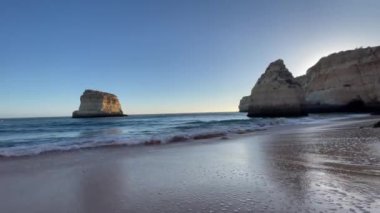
[345, 99, 366, 112]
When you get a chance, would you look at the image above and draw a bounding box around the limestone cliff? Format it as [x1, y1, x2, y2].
[304, 46, 380, 112]
[239, 45, 380, 117]
[246, 59, 306, 117]
[72, 90, 125, 118]
[294, 75, 307, 88]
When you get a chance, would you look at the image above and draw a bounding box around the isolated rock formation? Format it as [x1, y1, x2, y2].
[72, 90, 125, 118]
[304, 46, 380, 112]
[239, 45, 380, 117]
[246, 59, 306, 117]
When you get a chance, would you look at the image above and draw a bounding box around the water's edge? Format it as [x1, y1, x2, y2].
[0, 113, 371, 157]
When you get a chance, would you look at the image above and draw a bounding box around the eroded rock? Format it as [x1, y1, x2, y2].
[239, 45, 380, 117]
[238, 96, 251, 112]
[72, 90, 126, 118]
[304, 46, 380, 112]
[247, 59, 306, 117]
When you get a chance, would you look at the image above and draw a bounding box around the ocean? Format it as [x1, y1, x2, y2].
[0, 112, 367, 157]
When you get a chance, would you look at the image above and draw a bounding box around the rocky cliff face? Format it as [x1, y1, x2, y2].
[304, 46, 380, 112]
[72, 90, 125, 118]
[238, 96, 251, 112]
[246, 59, 306, 117]
[239, 45, 380, 117]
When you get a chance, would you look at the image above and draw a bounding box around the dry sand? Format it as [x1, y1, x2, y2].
[0, 116, 380, 213]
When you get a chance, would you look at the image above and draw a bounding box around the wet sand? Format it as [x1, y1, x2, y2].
[0, 117, 380, 213]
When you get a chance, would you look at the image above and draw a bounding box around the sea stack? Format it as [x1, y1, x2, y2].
[246, 59, 306, 117]
[72, 90, 126, 118]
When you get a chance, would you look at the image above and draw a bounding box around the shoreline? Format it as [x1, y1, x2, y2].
[1, 116, 379, 212]
[0, 113, 376, 159]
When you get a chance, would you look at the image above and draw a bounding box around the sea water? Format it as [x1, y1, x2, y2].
[0, 112, 366, 157]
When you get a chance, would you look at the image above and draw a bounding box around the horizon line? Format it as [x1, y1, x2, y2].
[0, 110, 240, 119]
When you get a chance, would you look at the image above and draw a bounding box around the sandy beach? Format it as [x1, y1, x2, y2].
[1, 116, 380, 213]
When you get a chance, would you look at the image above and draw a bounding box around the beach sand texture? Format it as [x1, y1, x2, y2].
[0, 117, 379, 213]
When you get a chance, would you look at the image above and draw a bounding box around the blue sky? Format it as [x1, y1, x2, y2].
[1, 0, 380, 118]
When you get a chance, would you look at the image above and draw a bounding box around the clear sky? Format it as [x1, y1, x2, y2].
[1, 0, 380, 118]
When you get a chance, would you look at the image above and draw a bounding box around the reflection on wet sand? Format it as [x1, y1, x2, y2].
[257, 125, 380, 212]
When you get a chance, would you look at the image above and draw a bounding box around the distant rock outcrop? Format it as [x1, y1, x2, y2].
[246, 59, 306, 117]
[239, 45, 380, 117]
[72, 90, 125, 118]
